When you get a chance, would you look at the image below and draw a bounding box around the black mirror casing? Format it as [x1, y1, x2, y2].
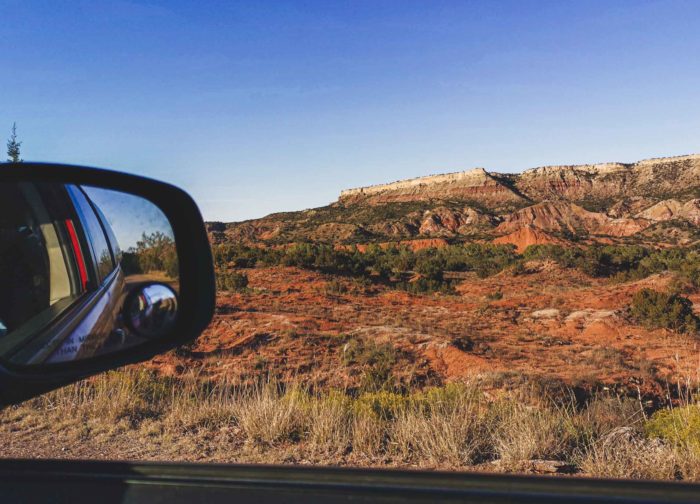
[0, 163, 215, 405]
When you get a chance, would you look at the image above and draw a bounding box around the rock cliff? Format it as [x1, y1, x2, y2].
[339, 154, 700, 208]
[212, 154, 700, 248]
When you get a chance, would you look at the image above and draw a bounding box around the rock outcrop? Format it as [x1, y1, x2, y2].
[339, 168, 526, 207]
[635, 199, 700, 225]
[493, 225, 568, 253]
[418, 206, 493, 236]
[515, 155, 700, 204]
[495, 201, 649, 237]
[339, 154, 700, 208]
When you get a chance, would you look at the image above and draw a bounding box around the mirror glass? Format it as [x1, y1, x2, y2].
[0, 181, 179, 366]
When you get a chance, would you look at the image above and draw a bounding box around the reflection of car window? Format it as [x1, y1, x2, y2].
[0, 182, 85, 339]
[67, 186, 115, 284]
[90, 196, 122, 265]
[0, 185, 50, 334]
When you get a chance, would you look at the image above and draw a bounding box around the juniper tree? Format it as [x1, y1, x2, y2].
[6, 122, 22, 163]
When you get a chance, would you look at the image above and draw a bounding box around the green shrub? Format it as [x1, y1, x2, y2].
[630, 288, 699, 333]
[645, 405, 700, 450]
[342, 338, 398, 392]
[399, 277, 455, 295]
[486, 290, 503, 301]
[216, 270, 249, 292]
[214, 239, 700, 297]
[354, 390, 408, 420]
[324, 278, 348, 295]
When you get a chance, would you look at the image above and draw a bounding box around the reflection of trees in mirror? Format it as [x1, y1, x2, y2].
[121, 231, 178, 280]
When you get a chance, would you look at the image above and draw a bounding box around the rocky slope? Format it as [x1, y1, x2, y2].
[211, 154, 700, 248]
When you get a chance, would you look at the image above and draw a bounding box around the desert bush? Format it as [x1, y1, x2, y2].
[214, 240, 700, 291]
[630, 288, 699, 333]
[350, 276, 372, 294]
[574, 398, 697, 480]
[342, 339, 398, 392]
[486, 290, 503, 301]
[34, 369, 174, 427]
[523, 244, 582, 268]
[163, 376, 238, 432]
[574, 396, 644, 444]
[216, 270, 249, 292]
[354, 390, 409, 420]
[324, 278, 348, 296]
[645, 404, 700, 450]
[509, 261, 526, 276]
[212, 244, 281, 269]
[398, 277, 455, 295]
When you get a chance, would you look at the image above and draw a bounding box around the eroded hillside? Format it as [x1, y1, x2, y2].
[211, 154, 700, 250]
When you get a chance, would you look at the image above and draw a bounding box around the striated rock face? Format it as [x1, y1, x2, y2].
[635, 199, 684, 221]
[339, 154, 700, 208]
[493, 225, 568, 253]
[516, 155, 700, 204]
[635, 199, 700, 225]
[339, 168, 526, 207]
[515, 163, 630, 202]
[495, 201, 649, 237]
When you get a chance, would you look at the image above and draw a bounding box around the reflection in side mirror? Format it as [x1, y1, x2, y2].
[125, 284, 178, 339]
[0, 181, 179, 366]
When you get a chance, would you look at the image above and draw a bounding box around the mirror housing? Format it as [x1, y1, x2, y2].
[0, 163, 215, 405]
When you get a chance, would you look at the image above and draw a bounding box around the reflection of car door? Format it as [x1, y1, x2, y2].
[44, 187, 125, 363]
[0, 182, 90, 361]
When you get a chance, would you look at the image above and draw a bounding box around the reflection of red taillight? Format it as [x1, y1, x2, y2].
[65, 219, 88, 291]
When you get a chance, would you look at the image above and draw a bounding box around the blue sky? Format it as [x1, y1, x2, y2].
[2, 0, 699, 221]
[84, 186, 173, 249]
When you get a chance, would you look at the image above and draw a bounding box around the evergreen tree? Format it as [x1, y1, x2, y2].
[6, 123, 22, 163]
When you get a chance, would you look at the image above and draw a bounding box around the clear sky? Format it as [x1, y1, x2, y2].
[83, 186, 174, 250]
[2, 0, 699, 222]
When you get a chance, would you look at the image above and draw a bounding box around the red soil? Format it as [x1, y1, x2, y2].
[146, 265, 700, 401]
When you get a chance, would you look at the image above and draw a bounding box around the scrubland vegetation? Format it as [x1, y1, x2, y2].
[4, 368, 700, 480]
[214, 242, 700, 287]
[213, 242, 700, 318]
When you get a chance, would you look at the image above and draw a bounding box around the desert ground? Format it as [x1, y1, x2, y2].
[2, 261, 700, 480]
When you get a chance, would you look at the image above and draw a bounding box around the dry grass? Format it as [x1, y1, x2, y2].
[390, 385, 486, 467]
[3, 369, 700, 480]
[577, 431, 679, 480]
[491, 400, 573, 467]
[307, 391, 351, 455]
[236, 384, 307, 446]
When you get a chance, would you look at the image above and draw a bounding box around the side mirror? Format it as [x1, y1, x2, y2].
[0, 163, 215, 405]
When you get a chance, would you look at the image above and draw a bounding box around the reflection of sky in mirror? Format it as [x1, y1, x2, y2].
[82, 186, 173, 250]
